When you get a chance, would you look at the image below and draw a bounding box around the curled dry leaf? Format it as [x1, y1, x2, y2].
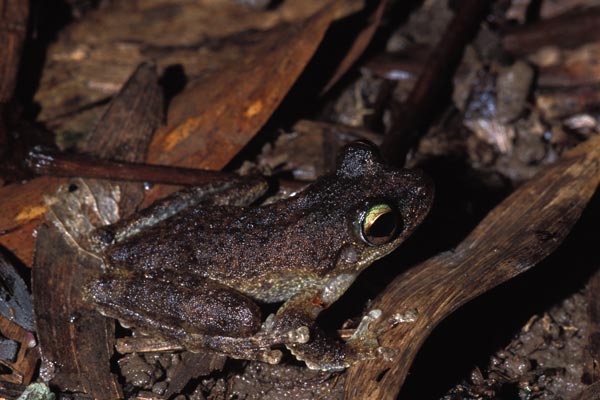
[345, 133, 600, 399]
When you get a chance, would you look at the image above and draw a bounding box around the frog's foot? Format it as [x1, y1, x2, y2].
[285, 309, 398, 372]
[256, 325, 311, 346]
[260, 314, 311, 345]
[181, 325, 310, 365]
[344, 309, 399, 365]
[349, 308, 382, 344]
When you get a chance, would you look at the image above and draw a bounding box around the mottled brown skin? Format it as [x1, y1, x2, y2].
[86, 141, 433, 371]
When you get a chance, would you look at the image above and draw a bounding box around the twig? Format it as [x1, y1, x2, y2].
[26, 150, 250, 187]
[381, 0, 489, 165]
[115, 337, 184, 354]
[503, 6, 600, 56]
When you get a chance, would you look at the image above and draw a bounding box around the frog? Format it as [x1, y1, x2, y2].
[84, 140, 433, 371]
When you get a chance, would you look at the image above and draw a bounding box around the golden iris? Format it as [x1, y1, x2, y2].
[359, 204, 400, 246]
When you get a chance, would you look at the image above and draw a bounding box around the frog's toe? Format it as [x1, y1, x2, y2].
[258, 315, 310, 345]
[257, 349, 283, 365]
[287, 326, 310, 344]
[349, 309, 382, 342]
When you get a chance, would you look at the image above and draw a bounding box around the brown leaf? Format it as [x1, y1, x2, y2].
[0, 0, 28, 103]
[345, 134, 600, 399]
[33, 223, 122, 398]
[0, 177, 66, 265]
[147, 1, 363, 170]
[35, 0, 364, 143]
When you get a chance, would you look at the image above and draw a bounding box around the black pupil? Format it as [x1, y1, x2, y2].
[366, 212, 397, 240]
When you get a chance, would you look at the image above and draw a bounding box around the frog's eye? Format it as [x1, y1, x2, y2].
[357, 204, 401, 246]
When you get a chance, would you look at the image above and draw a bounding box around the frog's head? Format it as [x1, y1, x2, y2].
[329, 140, 434, 274]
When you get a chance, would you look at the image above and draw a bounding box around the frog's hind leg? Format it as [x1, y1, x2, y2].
[91, 175, 268, 248]
[84, 270, 297, 363]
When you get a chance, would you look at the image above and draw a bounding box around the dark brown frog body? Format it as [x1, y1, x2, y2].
[87, 141, 434, 371]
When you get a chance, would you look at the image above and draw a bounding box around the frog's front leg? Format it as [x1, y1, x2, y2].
[267, 276, 388, 371]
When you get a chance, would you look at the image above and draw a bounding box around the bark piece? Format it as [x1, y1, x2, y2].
[537, 42, 600, 88]
[0, 381, 26, 400]
[163, 352, 226, 398]
[0, 254, 35, 383]
[536, 86, 600, 119]
[345, 133, 600, 399]
[575, 381, 600, 400]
